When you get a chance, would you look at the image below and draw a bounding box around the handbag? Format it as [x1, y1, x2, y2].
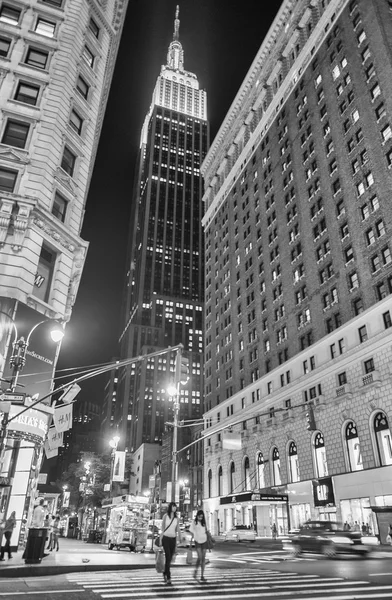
[206, 530, 215, 550]
[186, 547, 193, 565]
[155, 549, 165, 573]
[155, 516, 176, 547]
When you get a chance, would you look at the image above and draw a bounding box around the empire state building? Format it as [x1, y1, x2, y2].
[117, 7, 209, 460]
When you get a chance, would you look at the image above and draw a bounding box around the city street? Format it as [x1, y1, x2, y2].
[1, 541, 392, 600]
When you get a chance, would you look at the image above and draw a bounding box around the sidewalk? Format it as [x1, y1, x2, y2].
[0, 537, 165, 578]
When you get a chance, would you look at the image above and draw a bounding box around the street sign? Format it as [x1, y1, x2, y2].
[0, 392, 25, 404]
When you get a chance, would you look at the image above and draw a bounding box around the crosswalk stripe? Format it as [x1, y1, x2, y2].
[100, 589, 392, 600]
[67, 568, 392, 600]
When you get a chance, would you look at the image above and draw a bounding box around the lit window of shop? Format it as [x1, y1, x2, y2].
[218, 465, 223, 496]
[272, 447, 281, 485]
[207, 469, 212, 497]
[257, 452, 265, 488]
[345, 421, 363, 472]
[243, 456, 251, 491]
[229, 462, 235, 493]
[374, 412, 392, 466]
[288, 441, 300, 483]
[314, 432, 328, 477]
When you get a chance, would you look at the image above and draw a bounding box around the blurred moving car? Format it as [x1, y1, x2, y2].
[178, 528, 194, 547]
[286, 521, 379, 558]
[224, 525, 257, 542]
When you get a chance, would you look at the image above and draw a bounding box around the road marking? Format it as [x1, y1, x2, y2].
[0, 591, 82, 596]
[368, 572, 392, 576]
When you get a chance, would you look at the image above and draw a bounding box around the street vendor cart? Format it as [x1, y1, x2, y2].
[104, 495, 149, 552]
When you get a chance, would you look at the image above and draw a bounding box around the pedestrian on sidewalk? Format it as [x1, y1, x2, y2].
[0, 511, 16, 561]
[189, 509, 208, 582]
[47, 516, 54, 550]
[160, 502, 181, 586]
[52, 517, 60, 551]
[271, 523, 277, 539]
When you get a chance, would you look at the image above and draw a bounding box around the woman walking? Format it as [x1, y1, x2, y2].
[159, 502, 181, 585]
[0, 511, 16, 560]
[52, 516, 60, 551]
[189, 509, 208, 582]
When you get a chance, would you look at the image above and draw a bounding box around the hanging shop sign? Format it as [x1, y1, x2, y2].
[47, 428, 63, 450]
[53, 403, 73, 432]
[7, 405, 50, 443]
[112, 451, 126, 482]
[312, 476, 335, 507]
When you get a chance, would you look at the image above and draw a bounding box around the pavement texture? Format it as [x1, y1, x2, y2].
[1, 535, 391, 578]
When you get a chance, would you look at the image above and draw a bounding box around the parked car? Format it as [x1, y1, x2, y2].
[224, 525, 257, 542]
[286, 521, 379, 558]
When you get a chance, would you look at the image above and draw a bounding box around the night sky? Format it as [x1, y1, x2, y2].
[57, 0, 283, 402]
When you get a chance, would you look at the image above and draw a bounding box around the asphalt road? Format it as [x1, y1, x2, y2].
[1, 541, 392, 600]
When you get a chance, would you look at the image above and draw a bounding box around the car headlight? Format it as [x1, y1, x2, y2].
[331, 536, 354, 544]
[361, 536, 379, 546]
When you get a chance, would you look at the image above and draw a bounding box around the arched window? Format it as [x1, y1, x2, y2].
[288, 441, 300, 483]
[272, 447, 281, 485]
[345, 421, 363, 472]
[257, 452, 265, 489]
[243, 456, 251, 490]
[374, 412, 392, 466]
[314, 432, 328, 477]
[229, 462, 235, 493]
[218, 466, 223, 496]
[207, 469, 212, 497]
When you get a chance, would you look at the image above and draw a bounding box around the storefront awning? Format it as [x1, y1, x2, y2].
[220, 492, 288, 505]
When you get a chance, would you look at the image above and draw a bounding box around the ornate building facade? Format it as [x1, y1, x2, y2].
[201, 0, 392, 540]
[0, 0, 128, 548]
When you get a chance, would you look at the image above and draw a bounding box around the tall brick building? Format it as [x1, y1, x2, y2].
[201, 0, 392, 540]
[0, 0, 127, 548]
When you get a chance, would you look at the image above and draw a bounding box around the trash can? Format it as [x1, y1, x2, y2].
[23, 528, 47, 564]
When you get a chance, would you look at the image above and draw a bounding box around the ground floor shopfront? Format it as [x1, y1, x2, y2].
[204, 465, 392, 542]
[204, 492, 289, 537]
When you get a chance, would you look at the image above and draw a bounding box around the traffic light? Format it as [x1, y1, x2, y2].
[305, 402, 317, 431]
[175, 353, 189, 385]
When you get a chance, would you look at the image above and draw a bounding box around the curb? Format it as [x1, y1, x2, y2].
[0, 557, 193, 579]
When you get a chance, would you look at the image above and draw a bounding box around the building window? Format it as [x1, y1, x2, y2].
[345, 422, 363, 472]
[0, 166, 17, 192]
[257, 452, 265, 489]
[272, 447, 281, 486]
[229, 462, 235, 494]
[88, 17, 100, 38]
[288, 442, 300, 483]
[61, 146, 76, 176]
[364, 358, 375, 374]
[82, 45, 94, 68]
[0, 35, 11, 57]
[34, 244, 56, 302]
[358, 325, 367, 343]
[34, 17, 56, 37]
[374, 412, 392, 466]
[69, 109, 83, 135]
[52, 191, 67, 222]
[0, 4, 21, 24]
[41, 0, 63, 7]
[338, 371, 347, 386]
[14, 81, 40, 105]
[207, 469, 212, 497]
[1, 119, 29, 149]
[76, 75, 89, 99]
[218, 466, 223, 496]
[25, 47, 49, 70]
[383, 311, 392, 329]
[314, 432, 328, 478]
[243, 456, 251, 491]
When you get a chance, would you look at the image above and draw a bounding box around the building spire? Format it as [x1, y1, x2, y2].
[166, 4, 184, 71]
[173, 5, 180, 41]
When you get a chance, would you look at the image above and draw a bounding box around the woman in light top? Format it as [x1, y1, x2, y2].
[160, 502, 181, 585]
[189, 509, 208, 582]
